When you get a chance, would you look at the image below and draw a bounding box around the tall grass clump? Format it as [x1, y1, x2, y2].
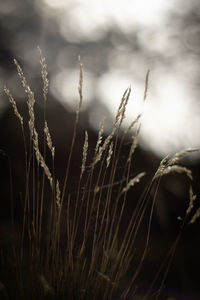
[1, 48, 199, 300]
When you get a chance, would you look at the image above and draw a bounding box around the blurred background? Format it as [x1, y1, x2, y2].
[0, 0, 200, 157]
[0, 0, 200, 299]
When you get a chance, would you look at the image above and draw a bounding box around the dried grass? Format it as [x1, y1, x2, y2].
[3, 49, 200, 300]
[186, 185, 197, 216]
[56, 180, 61, 208]
[190, 208, 200, 224]
[14, 59, 35, 138]
[95, 118, 105, 154]
[92, 128, 115, 167]
[121, 172, 146, 195]
[114, 87, 131, 127]
[143, 69, 150, 102]
[44, 121, 55, 159]
[33, 128, 53, 188]
[4, 86, 23, 127]
[154, 148, 198, 180]
[37, 46, 49, 103]
[80, 131, 88, 178]
[106, 141, 113, 168]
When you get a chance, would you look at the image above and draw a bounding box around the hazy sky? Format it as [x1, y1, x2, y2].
[39, 0, 200, 157]
[2, 0, 200, 158]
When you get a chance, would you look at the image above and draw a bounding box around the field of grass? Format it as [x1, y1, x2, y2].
[0, 48, 199, 300]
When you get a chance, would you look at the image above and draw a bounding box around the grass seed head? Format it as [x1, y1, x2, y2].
[186, 185, 197, 216]
[92, 128, 115, 167]
[190, 208, 200, 224]
[169, 148, 199, 165]
[39, 152, 53, 188]
[37, 46, 49, 103]
[33, 129, 40, 166]
[114, 87, 131, 127]
[106, 141, 113, 168]
[143, 69, 150, 102]
[161, 165, 193, 180]
[95, 118, 105, 154]
[56, 180, 61, 208]
[4, 86, 23, 127]
[14, 59, 35, 138]
[33, 129, 53, 188]
[81, 131, 88, 178]
[44, 121, 55, 158]
[121, 172, 146, 195]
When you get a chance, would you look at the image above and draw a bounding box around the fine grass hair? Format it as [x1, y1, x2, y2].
[1, 48, 199, 300]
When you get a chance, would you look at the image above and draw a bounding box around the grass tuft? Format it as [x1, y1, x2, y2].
[1, 49, 199, 300]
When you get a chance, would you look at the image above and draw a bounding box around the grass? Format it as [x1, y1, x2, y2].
[0, 48, 199, 300]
